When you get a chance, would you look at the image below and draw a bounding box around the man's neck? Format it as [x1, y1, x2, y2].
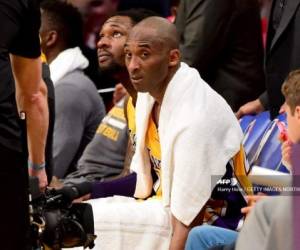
[150, 65, 179, 105]
[152, 101, 161, 127]
[44, 47, 63, 64]
[150, 85, 167, 105]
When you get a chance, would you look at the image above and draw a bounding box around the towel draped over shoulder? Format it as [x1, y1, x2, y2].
[131, 62, 243, 226]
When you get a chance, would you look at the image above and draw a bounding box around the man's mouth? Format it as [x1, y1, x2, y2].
[98, 52, 111, 63]
[89, 0, 104, 7]
[130, 76, 143, 84]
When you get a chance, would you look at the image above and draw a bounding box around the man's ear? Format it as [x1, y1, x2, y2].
[169, 49, 180, 67]
[295, 105, 300, 121]
[45, 30, 58, 47]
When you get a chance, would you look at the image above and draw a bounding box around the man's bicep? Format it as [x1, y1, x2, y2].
[10, 55, 43, 93]
[9, 0, 41, 58]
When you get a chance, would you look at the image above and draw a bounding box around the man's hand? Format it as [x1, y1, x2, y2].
[73, 193, 91, 203]
[29, 168, 48, 192]
[49, 176, 64, 189]
[113, 83, 127, 104]
[236, 99, 265, 119]
[281, 140, 293, 171]
[241, 193, 266, 216]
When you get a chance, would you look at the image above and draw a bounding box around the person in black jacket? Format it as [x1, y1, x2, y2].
[237, 0, 300, 119]
[175, 0, 265, 112]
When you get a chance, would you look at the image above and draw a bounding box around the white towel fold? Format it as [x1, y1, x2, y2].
[87, 196, 172, 250]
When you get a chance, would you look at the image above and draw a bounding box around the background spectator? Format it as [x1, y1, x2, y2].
[40, 0, 106, 179]
[175, 0, 265, 111]
[66, 0, 119, 108]
[118, 0, 169, 16]
[236, 0, 300, 119]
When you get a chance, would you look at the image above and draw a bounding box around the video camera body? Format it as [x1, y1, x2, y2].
[29, 177, 96, 249]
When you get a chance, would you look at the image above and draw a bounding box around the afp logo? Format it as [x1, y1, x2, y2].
[230, 177, 238, 186]
[216, 177, 238, 186]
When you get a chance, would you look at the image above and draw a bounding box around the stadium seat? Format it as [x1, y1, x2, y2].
[241, 111, 271, 165]
[252, 112, 289, 173]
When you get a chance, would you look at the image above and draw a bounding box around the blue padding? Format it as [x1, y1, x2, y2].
[276, 112, 287, 122]
[277, 163, 290, 173]
[250, 112, 290, 195]
[239, 114, 255, 133]
[252, 113, 288, 172]
[241, 111, 271, 165]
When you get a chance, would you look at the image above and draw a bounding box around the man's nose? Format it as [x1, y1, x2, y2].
[97, 36, 110, 49]
[127, 56, 140, 72]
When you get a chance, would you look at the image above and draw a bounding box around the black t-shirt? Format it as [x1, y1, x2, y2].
[0, 0, 41, 151]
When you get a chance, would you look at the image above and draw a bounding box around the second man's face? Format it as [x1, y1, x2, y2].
[97, 16, 133, 72]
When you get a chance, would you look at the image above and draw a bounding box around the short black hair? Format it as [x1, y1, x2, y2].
[41, 0, 84, 49]
[170, 0, 180, 8]
[113, 8, 159, 25]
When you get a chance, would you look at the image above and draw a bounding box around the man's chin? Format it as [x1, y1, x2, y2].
[132, 85, 147, 93]
[99, 63, 121, 75]
[99, 60, 111, 70]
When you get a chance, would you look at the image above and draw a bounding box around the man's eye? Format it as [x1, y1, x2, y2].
[141, 52, 149, 58]
[113, 32, 122, 38]
[125, 52, 132, 59]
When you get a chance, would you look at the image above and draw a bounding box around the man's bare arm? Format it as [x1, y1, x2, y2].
[10, 55, 49, 189]
[169, 215, 190, 250]
[169, 207, 205, 250]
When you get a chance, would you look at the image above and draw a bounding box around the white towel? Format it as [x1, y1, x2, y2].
[131, 62, 243, 226]
[87, 196, 172, 250]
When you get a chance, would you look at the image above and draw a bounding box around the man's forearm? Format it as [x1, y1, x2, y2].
[10, 55, 49, 189]
[17, 80, 49, 164]
[169, 214, 190, 250]
[11, 55, 49, 165]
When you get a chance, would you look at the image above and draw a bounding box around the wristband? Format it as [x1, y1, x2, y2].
[28, 160, 45, 171]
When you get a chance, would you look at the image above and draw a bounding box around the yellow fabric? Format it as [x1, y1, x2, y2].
[203, 145, 253, 228]
[96, 124, 120, 141]
[126, 97, 162, 199]
[109, 106, 125, 120]
[41, 53, 47, 63]
[95, 100, 126, 141]
[126, 97, 136, 137]
[145, 114, 162, 198]
[232, 145, 253, 195]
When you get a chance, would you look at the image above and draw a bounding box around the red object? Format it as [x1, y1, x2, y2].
[261, 18, 268, 48]
[276, 120, 288, 142]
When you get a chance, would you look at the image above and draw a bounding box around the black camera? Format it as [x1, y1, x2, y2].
[29, 177, 96, 249]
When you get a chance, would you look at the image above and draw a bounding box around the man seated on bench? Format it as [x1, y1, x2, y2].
[85, 17, 245, 250]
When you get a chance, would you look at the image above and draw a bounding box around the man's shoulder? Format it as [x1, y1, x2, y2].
[59, 70, 95, 88]
[56, 70, 101, 100]
[55, 70, 104, 110]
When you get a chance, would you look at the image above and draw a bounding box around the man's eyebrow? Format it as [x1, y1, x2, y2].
[124, 42, 152, 49]
[109, 24, 123, 28]
[99, 24, 125, 36]
[103, 20, 125, 28]
[137, 43, 151, 49]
